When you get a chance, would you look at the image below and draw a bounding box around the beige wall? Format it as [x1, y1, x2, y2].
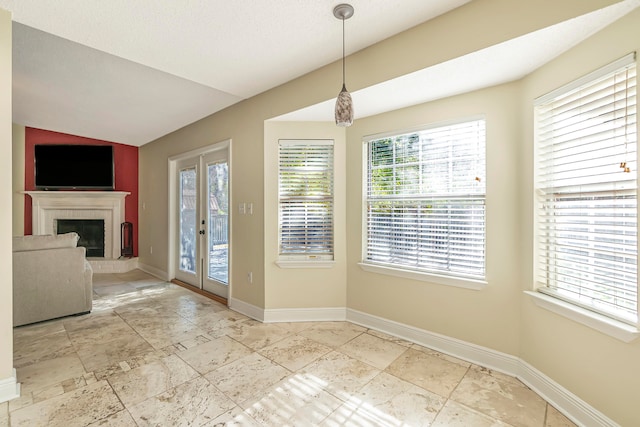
[140, 0, 610, 309]
[12, 124, 24, 237]
[345, 83, 523, 356]
[137, 0, 634, 423]
[264, 121, 347, 309]
[518, 9, 640, 426]
[0, 7, 13, 382]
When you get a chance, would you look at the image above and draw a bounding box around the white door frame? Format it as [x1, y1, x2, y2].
[168, 139, 232, 297]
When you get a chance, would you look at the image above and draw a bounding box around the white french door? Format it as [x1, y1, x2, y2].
[175, 149, 229, 299]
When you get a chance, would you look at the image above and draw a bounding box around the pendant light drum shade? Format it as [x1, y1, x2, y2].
[333, 4, 354, 127]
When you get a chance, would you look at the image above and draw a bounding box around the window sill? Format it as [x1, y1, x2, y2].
[524, 291, 639, 343]
[276, 260, 335, 269]
[358, 262, 486, 290]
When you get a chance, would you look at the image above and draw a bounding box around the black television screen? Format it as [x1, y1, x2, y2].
[35, 145, 115, 190]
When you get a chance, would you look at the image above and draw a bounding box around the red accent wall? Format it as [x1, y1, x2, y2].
[24, 128, 139, 257]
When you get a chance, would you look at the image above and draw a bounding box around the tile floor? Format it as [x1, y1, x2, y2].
[2, 270, 578, 426]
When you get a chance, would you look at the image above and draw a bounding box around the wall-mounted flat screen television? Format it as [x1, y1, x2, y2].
[35, 144, 115, 190]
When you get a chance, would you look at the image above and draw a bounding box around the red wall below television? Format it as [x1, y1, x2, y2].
[24, 128, 139, 257]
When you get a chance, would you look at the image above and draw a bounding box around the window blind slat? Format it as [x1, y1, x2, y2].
[535, 59, 637, 324]
[278, 141, 334, 256]
[365, 119, 486, 279]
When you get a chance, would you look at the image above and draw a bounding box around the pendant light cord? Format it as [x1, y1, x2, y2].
[342, 16, 346, 86]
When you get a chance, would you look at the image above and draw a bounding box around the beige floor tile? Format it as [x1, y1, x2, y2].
[13, 329, 76, 369]
[116, 307, 206, 350]
[432, 400, 513, 426]
[177, 335, 253, 374]
[258, 334, 332, 371]
[74, 333, 154, 372]
[107, 354, 199, 407]
[546, 405, 578, 427]
[299, 351, 381, 400]
[205, 352, 290, 404]
[86, 409, 138, 426]
[366, 329, 413, 347]
[17, 354, 86, 394]
[411, 344, 473, 368]
[194, 309, 251, 333]
[166, 297, 228, 322]
[386, 347, 469, 398]
[13, 320, 66, 344]
[9, 271, 574, 427]
[298, 322, 366, 348]
[321, 372, 446, 427]
[64, 311, 135, 347]
[275, 321, 318, 333]
[125, 315, 209, 350]
[9, 380, 124, 427]
[128, 376, 235, 426]
[338, 333, 408, 370]
[208, 406, 262, 426]
[0, 402, 8, 427]
[242, 373, 343, 426]
[226, 320, 292, 350]
[451, 366, 547, 427]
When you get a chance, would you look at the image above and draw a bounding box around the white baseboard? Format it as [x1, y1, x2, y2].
[518, 361, 619, 427]
[0, 369, 20, 404]
[346, 308, 618, 427]
[226, 300, 347, 323]
[228, 297, 264, 322]
[137, 262, 169, 281]
[263, 307, 347, 323]
[346, 308, 520, 376]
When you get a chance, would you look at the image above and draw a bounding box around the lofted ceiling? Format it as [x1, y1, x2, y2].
[1, 0, 639, 146]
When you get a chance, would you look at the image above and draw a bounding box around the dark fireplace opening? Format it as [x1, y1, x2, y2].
[57, 219, 105, 257]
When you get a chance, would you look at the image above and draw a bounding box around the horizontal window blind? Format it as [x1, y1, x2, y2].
[535, 56, 638, 323]
[279, 140, 334, 257]
[365, 119, 486, 278]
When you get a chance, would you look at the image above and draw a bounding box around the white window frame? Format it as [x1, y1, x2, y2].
[360, 118, 487, 289]
[532, 53, 640, 342]
[277, 139, 335, 268]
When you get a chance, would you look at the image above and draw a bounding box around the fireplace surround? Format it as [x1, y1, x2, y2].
[25, 191, 129, 260]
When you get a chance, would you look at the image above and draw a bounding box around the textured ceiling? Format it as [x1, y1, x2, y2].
[2, 0, 639, 146]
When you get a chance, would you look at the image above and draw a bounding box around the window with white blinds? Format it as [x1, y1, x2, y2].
[535, 54, 638, 324]
[278, 140, 334, 259]
[364, 119, 486, 280]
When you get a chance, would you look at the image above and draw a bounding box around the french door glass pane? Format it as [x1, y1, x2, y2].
[207, 162, 228, 284]
[179, 167, 197, 274]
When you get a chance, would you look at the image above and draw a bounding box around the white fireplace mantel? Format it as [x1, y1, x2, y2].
[25, 191, 130, 259]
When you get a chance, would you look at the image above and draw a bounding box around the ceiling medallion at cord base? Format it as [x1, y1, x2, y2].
[333, 3, 354, 20]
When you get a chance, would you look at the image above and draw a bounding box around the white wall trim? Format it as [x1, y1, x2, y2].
[0, 369, 20, 404]
[137, 262, 169, 281]
[518, 360, 620, 427]
[263, 307, 347, 323]
[228, 297, 264, 322]
[346, 308, 619, 427]
[347, 308, 520, 375]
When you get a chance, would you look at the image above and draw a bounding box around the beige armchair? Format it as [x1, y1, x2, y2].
[12, 232, 93, 327]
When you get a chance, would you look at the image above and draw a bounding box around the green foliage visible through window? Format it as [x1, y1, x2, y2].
[365, 119, 486, 279]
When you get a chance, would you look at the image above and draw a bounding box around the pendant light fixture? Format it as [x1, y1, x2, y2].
[333, 3, 354, 127]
